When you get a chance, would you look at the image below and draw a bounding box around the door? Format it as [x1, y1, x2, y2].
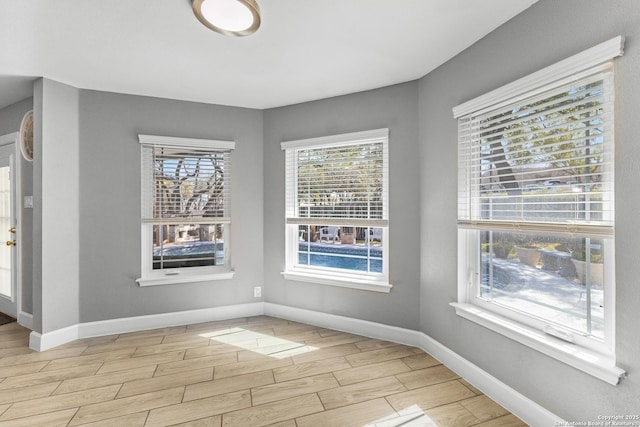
[0, 139, 17, 318]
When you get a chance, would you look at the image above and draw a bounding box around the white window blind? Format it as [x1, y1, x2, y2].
[458, 65, 614, 238]
[141, 145, 232, 225]
[283, 129, 389, 228]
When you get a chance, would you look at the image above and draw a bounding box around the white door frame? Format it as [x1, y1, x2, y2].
[0, 132, 22, 322]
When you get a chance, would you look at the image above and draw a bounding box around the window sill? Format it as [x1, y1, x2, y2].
[136, 270, 235, 287]
[282, 270, 392, 293]
[450, 302, 625, 385]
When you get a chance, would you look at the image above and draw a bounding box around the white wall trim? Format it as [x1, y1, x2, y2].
[138, 134, 235, 150]
[280, 128, 388, 150]
[451, 302, 625, 385]
[29, 302, 264, 351]
[452, 35, 624, 118]
[264, 303, 564, 427]
[29, 324, 79, 352]
[413, 331, 563, 427]
[27, 301, 562, 426]
[18, 311, 33, 329]
[136, 270, 235, 287]
[281, 271, 392, 293]
[264, 302, 420, 346]
[0, 132, 19, 145]
[78, 303, 264, 339]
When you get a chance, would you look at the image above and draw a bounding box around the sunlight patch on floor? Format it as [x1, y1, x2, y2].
[367, 405, 436, 427]
[199, 327, 318, 359]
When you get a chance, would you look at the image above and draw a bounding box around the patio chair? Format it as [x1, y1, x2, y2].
[367, 228, 382, 243]
[319, 226, 339, 243]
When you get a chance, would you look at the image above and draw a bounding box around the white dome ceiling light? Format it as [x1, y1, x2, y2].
[192, 0, 261, 37]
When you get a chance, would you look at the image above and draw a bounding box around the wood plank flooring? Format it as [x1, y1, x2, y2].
[0, 316, 528, 426]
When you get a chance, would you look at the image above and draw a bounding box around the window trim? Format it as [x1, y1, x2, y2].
[281, 128, 391, 292]
[452, 37, 626, 384]
[455, 230, 623, 385]
[452, 36, 624, 119]
[451, 303, 625, 385]
[136, 134, 235, 286]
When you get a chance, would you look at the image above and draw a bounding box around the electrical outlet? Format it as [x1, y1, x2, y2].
[254, 286, 262, 298]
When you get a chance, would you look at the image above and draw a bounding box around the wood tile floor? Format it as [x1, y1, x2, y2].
[0, 316, 528, 426]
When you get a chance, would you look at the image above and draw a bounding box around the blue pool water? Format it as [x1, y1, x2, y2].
[298, 243, 382, 273]
[154, 241, 224, 269]
[154, 241, 223, 256]
[299, 253, 382, 272]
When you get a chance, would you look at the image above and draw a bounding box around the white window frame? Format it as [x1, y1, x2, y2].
[452, 37, 626, 385]
[281, 129, 391, 293]
[136, 135, 235, 286]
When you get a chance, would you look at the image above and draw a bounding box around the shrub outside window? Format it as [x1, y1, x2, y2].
[137, 135, 234, 286]
[281, 129, 391, 293]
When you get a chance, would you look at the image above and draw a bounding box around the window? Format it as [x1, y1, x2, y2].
[136, 135, 234, 286]
[281, 129, 391, 292]
[452, 37, 625, 384]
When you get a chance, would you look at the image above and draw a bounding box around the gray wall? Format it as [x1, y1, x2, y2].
[0, 97, 32, 135]
[419, 0, 640, 420]
[77, 90, 264, 322]
[0, 97, 34, 315]
[263, 82, 421, 330]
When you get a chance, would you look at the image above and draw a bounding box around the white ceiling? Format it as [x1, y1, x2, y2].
[0, 0, 537, 110]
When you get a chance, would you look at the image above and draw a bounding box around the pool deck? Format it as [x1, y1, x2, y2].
[484, 255, 603, 336]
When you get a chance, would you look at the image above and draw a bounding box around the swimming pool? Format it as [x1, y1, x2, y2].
[153, 241, 382, 273]
[298, 242, 382, 273]
[153, 241, 224, 269]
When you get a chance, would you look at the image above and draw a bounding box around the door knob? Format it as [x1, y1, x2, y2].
[9, 227, 16, 234]
[6, 241, 16, 246]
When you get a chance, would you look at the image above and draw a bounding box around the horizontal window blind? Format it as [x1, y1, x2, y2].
[141, 145, 232, 224]
[284, 133, 388, 227]
[458, 65, 614, 236]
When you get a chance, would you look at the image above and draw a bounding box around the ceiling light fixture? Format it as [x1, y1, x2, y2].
[192, 0, 261, 37]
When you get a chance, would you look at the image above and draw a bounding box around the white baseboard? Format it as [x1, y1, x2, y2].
[29, 302, 264, 352]
[264, 303, 564, 427]
[27, 301, 562, 426]
[29, 324, 79, 352]
[18, 311, 33, 329]
[78, 302, 264, 339]
[263, 303, 423, 347]
[413, 332, 562, 427]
